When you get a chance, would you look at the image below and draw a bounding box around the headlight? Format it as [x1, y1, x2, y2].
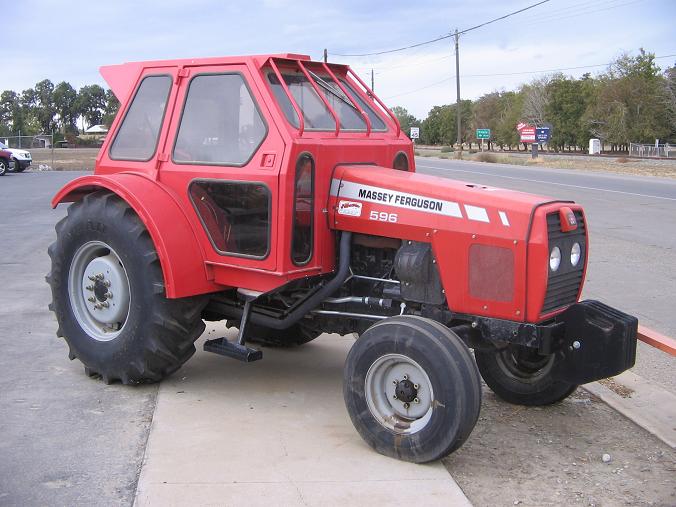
[571, 242, 581, 267]
[549, 246, 561, 271]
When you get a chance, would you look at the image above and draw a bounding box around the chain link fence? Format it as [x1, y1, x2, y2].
[629, 143, 676, 159]
[1, 133, 55, 170]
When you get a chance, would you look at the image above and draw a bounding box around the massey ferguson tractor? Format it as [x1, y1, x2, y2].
[47, 54, 637, 463]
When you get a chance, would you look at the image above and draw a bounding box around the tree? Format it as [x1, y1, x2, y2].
[521, 76, 553, 127]
[390, 106, 419, 139]
[19, 88, 41, 135]
[34, 79, 57, 133]
[0, 91, 25, 135]
[76, 84, 107, 130]
[53, 82, 79, 134]
[545, 77, 588, 151]
[102, 89, 120, 128]
[420, 104, 455, 145]
[494, 91, 523, 149]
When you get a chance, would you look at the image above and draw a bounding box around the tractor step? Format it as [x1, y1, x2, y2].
[204, 337, 263, 362]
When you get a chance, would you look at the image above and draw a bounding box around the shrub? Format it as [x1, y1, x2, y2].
[476, 152, 497, 163]
[440, 146, 453, 153]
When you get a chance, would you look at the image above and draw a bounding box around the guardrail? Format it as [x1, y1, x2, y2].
[638, 325, 676, 356]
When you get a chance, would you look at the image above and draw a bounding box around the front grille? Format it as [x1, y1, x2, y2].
[541, 210, 586, 315]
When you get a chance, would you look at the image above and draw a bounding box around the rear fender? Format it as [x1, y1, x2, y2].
[52, 173, 220, 298]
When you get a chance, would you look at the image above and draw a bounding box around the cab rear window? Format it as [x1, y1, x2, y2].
[267, 72, 386, 132]
[110, 75, 171, 161]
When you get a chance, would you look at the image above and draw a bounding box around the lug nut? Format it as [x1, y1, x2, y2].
[413, 383, 419, 389]
[103, 280, 111, 287]
[88, 275, 97, 281]
[403, 374, 408, 380]
[392, 380, 398, 385]
[85, 285, 94, 291]
[403, 402, 410, 409]
[94, 303, 102, 310]
[96, 273, 104, 280]
[100, 301, 109, 308]
[105, 292, 113, 299]
[393, 394, 398, 400]
[87, 297, 96, 303]
[414, 397, 420, 404]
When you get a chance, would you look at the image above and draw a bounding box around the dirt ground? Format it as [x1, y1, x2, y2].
[27, 147, 99, 171]
[444, 386, 676, 507]
[415, 148, 676, 179]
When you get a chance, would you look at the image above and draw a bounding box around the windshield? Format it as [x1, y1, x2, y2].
[267, 71, 386, 132]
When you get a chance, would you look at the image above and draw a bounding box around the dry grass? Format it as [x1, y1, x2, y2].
[475, 152, 498, 163]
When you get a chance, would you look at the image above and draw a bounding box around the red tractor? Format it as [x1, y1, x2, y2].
[47, 54, 637, 463]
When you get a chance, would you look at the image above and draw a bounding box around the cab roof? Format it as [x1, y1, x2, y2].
[100, 53, 346, 103]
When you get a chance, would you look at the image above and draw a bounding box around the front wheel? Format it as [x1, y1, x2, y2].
[47, 191, 207, 384]
[12, 159, 26, 172]
[343, 316, 481, 463]
[0, 159, 7, 176]
[475, 345, 577, 406]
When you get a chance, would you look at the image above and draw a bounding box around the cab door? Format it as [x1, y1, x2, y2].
[158, 64, 282, 277]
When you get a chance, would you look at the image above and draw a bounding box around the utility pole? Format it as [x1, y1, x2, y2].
[454, 28, 461, 149]
[323, 48, 327, 63]
[371, 69, 374, 91]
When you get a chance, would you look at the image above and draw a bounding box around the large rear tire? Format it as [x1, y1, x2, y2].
[475, 345, 577, 406]
[343, 316, 481, 463]
[46, 191, 208, 384]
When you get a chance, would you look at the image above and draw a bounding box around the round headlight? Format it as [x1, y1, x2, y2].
[571, 242, 581, 267]
[549, 246, 561, 271]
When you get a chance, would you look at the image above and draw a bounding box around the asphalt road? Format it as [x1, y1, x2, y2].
[416, 157, 676, 394]
[0, 171, 155, 506]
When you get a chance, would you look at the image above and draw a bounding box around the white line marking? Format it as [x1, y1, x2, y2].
[416, 163, 676, 202]
[498, 210, 510, 226]
[464, 204, 490, 223]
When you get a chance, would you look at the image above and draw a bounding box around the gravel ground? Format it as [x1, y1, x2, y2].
[444, 386, 676, 507]
[26, 147, 99, 171]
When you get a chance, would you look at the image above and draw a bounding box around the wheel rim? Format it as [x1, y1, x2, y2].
[68, 241, 131, 341]
[364, 353, 434, 435]
[496, 345, 554, 383]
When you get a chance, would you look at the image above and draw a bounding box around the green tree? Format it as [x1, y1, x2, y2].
[76, 84, 107, 129]
[420, 104, 455, 145]
[34, 79, 57, 133]
[545, 77, 588, 151]
[494, 91, 523, 149]
[102, 89, 120, 128]
[390, 106, 419, 139]
[53, 82, 79, 133]
[0, 91, 25, 135]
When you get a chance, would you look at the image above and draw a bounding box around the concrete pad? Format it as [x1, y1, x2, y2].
[583, 371, 676, 448]
[135, 328, 471, 506]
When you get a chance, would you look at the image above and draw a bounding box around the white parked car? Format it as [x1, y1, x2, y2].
[0, 141, 32, 172]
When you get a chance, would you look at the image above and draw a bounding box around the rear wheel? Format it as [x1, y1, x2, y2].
[343, 316, 481, 463]
[0, 159, 7, 175]
[475, 345, 577, 406]
[47, 191, 208, 384]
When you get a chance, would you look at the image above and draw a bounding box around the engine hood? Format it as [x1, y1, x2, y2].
[329, 165, 559, 241]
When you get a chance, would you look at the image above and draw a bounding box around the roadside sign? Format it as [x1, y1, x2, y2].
[476, 128, 490, 139]
[410, 127, 419, 139]
[519, 126, 536, 143]
[535, 127, 551, 142]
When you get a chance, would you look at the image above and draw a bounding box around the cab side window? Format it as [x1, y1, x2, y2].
[110, 75, 172, 161]
[173, 74, 266, 166]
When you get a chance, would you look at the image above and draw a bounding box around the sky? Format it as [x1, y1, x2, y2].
[3, 0, 675, 119]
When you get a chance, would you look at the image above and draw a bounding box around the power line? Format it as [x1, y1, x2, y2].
[381, 53, 676, 101]
[330, 1, 550, 58]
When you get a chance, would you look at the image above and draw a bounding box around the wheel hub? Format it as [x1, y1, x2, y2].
[69, 242, 131, 341]
[395, 378, 418, 403]
[364, 354, 434, 434]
